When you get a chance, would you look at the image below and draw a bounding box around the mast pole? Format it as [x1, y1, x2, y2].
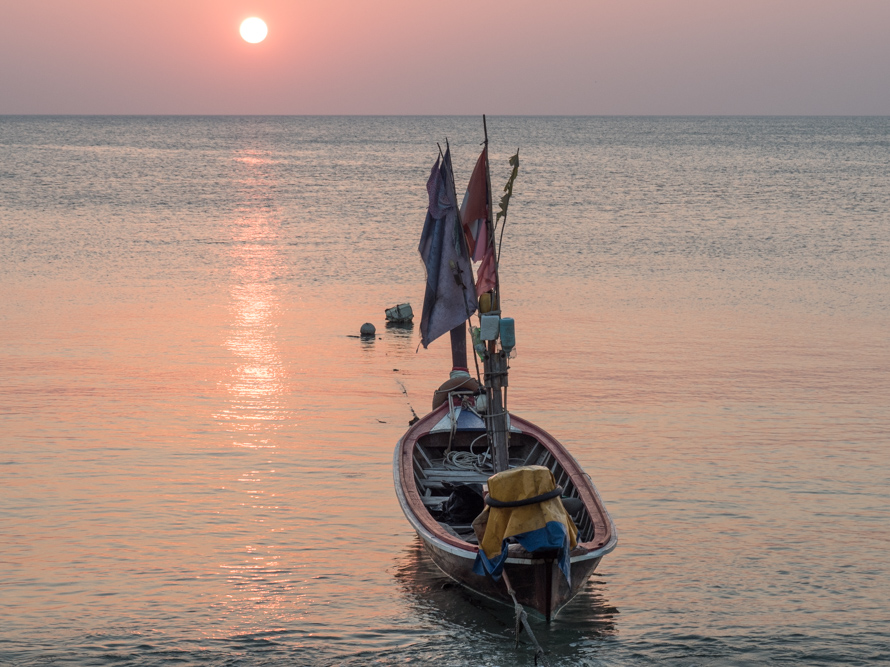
[481, 115, 510, 473]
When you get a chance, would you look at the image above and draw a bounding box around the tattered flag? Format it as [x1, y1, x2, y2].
[459, 146, 490, 261]
[418, 148, 478, 349]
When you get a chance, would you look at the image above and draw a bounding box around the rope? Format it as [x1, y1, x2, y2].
[394, 379, 419, 425]
[444, 430, 492, 473]
[485, 486, 563, 508]
[432, 379, 477, 400]
[444, 450, 493, 474]
[444, 391, 489, 460]
[501, 570, 552, 667]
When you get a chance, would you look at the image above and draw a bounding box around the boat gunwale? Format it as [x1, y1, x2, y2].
[394, 443, 617, 570]
[395, 402, 616, 557]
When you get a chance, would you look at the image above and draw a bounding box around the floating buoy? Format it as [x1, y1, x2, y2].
[479, 292, 498, 314]
[385, 303, 414, 323]
[360, 323, 376, 336]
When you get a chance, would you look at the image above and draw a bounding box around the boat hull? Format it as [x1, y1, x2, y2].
[393, 403, 617, 620]
[420, 530, 603, 620]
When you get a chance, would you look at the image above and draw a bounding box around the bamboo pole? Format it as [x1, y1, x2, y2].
[479, 116, 510, 472]
[484, 348, 510, 473]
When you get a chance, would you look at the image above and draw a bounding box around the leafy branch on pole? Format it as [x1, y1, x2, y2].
[495, 150, 519, 265]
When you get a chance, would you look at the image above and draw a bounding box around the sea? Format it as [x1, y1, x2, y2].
[1, 116, 888, 666]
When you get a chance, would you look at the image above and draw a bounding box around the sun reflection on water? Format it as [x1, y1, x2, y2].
[208, 147, 301, 634]
[214, 149, 290, 447]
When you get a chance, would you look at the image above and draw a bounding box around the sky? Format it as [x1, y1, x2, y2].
[1, 0, 888, 115]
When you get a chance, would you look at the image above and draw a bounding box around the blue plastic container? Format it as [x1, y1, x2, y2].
[499, 317, 515, 352]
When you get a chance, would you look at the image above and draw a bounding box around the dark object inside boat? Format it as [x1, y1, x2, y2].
[430, 480, 586, 535]
[431, 483, 485, 523]
[560, 496, 584, 520]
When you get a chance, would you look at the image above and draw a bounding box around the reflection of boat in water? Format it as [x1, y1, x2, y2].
[385, 320, 414, 334]
[394, 539, 618, 647]
[393, 120, 617, 623]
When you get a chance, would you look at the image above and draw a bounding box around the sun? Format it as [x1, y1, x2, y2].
[240, 17, 268, 44]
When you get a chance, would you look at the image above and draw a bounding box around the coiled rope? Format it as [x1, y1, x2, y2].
[443, 434, 492, 473]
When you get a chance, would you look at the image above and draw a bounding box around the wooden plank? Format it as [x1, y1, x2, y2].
[422, 469, 489, 481]
[415, 442, 435, 469]
[523, 440, 543, 466]
[399, 404, 475, 553]
[438, 522, 462, 538]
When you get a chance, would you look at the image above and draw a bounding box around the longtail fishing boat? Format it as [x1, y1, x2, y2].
[393, 118, 617, 622]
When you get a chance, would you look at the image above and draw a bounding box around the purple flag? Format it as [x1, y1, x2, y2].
[418, 148, 477, 349]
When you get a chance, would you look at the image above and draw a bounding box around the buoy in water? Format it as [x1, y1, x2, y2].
[360, 323, 376, 336]
[385, 303, 414, 323]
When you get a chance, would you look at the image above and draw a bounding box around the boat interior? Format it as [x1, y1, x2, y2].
[411, 428, 597, 549]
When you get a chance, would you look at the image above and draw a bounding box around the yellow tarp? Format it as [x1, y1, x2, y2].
[474, 465, 578, 560]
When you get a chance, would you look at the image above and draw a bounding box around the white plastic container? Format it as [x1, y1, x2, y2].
[480, 313, 500, 340]
[385, 303, 414, 322]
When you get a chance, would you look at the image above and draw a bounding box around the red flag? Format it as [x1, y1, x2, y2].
[460, 147, 496, 296]
[460, 147, 489, 261]
[475, 243, 497, 296]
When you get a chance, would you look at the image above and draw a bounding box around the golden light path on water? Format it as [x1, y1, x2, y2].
[213, 147, 293, 634]
[219, 151, 286, 438]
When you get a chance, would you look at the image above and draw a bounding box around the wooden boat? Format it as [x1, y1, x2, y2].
[394, 397, 617, 620]
[394, 119, 616, 621]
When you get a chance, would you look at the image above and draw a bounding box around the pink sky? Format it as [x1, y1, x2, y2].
[2, 0, 888, 115]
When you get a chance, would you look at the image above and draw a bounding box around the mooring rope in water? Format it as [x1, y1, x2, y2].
[501, 571, 552, 667]
[394, 379, 419, 425]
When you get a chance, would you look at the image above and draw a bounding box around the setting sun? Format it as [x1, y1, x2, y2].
[239, 17, 268, 44]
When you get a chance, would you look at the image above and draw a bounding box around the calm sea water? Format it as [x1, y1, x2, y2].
[1, 116, 888, 666]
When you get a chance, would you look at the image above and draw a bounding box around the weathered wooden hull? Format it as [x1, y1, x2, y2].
[419, 527, 603, 620]
[394, 402, 617, 621]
